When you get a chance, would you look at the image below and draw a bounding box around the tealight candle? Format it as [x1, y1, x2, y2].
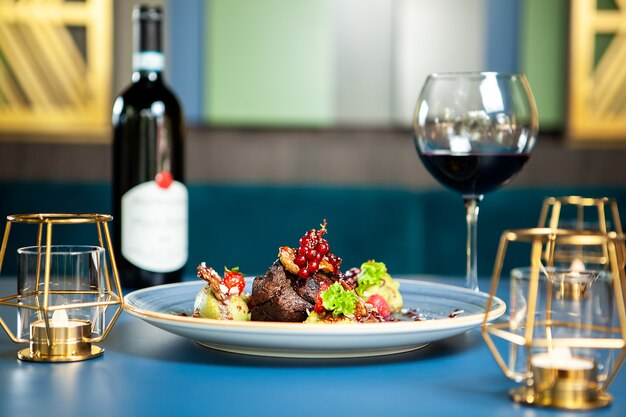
[524, 350, 601, 409]
[531, 352, 595, 371]
[23, 309, 93, 361]
[32, 310, 86, 329]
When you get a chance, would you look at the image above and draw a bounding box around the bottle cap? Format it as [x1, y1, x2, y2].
[133, 5, 162, 53]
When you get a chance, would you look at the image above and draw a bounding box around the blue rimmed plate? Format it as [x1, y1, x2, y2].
[124, 278, 505, 358]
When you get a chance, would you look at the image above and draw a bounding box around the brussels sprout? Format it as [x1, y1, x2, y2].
[194, 285, 251, 321]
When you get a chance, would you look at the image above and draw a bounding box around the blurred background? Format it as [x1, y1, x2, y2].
[0, 0, 624, 278]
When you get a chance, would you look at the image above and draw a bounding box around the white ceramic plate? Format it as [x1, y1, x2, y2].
[124, 278, 505, 358]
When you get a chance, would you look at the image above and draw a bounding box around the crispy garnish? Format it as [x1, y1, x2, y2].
[319, 258, 335, 274]
[197, 263, 227, 301]
[278, 246, 300, 275]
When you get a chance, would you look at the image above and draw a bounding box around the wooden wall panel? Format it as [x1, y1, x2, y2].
[0, 0, 112, 139]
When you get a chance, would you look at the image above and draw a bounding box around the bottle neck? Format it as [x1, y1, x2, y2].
[132, 51, 164, 81]
[132, 5, 163, 82]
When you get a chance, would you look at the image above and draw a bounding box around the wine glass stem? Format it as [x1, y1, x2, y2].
[464, 197, 482, 291]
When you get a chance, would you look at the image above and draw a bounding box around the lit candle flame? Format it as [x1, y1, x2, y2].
[51, 309, 69, 324]
[569, 258, 585, 278]
[570, 258, 585, 273]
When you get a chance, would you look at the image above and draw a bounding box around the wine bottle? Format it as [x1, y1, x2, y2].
[112, 5, 187, 288]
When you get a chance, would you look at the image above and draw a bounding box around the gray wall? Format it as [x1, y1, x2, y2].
[0, 128, 624, 190]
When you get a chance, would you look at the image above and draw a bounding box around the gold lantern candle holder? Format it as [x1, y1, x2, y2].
[481, 228, 626, 410]
[538, 196, 622, 233]
[0, 214, 123, 362]
[538, 196, 622, 268]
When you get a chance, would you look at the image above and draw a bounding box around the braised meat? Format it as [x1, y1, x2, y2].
[248, 260, 334, 322]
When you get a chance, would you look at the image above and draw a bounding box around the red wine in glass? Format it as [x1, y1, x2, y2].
[413, 72, 538, 291]
[418, 151, 531, 197]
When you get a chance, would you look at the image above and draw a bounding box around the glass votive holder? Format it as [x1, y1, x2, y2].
[508, 267, 614, 393]
[17, 245, 110, 360]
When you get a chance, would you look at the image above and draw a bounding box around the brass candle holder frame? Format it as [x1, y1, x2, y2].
[481, 228, 626, 410]
[0, 214, 123, 362]
[538, 196, 623, 267]
[539, 196, 623, 232]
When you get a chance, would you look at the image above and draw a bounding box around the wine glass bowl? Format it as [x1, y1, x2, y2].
[413, 72, 538, 291]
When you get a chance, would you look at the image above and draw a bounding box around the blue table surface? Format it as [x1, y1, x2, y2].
[0, 276, 624, 417]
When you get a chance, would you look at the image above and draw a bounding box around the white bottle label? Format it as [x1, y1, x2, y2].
[121, 180, 188, 272]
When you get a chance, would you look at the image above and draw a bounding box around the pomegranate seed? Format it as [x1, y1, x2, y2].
[316, 242, 329, 255]
[294, 254, 307, 267]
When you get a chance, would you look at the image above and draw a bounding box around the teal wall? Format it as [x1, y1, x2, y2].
[1, 183, 624, 282]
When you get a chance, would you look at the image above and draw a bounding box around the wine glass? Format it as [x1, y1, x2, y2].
[413, 72, 538, 291]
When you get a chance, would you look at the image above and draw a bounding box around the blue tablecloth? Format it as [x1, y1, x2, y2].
[0, 276, 624, 417]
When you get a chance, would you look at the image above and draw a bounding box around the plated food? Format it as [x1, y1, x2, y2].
[123, 219, 506, 357]
[193, 221, 406, 324]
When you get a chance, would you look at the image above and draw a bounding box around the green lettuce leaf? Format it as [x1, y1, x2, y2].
[321, 283, 358, 317]
[356, 260, 387, 296]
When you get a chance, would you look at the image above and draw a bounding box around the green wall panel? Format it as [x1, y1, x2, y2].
[205, 0, 335, 127]
[520, 0, 568, 131]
